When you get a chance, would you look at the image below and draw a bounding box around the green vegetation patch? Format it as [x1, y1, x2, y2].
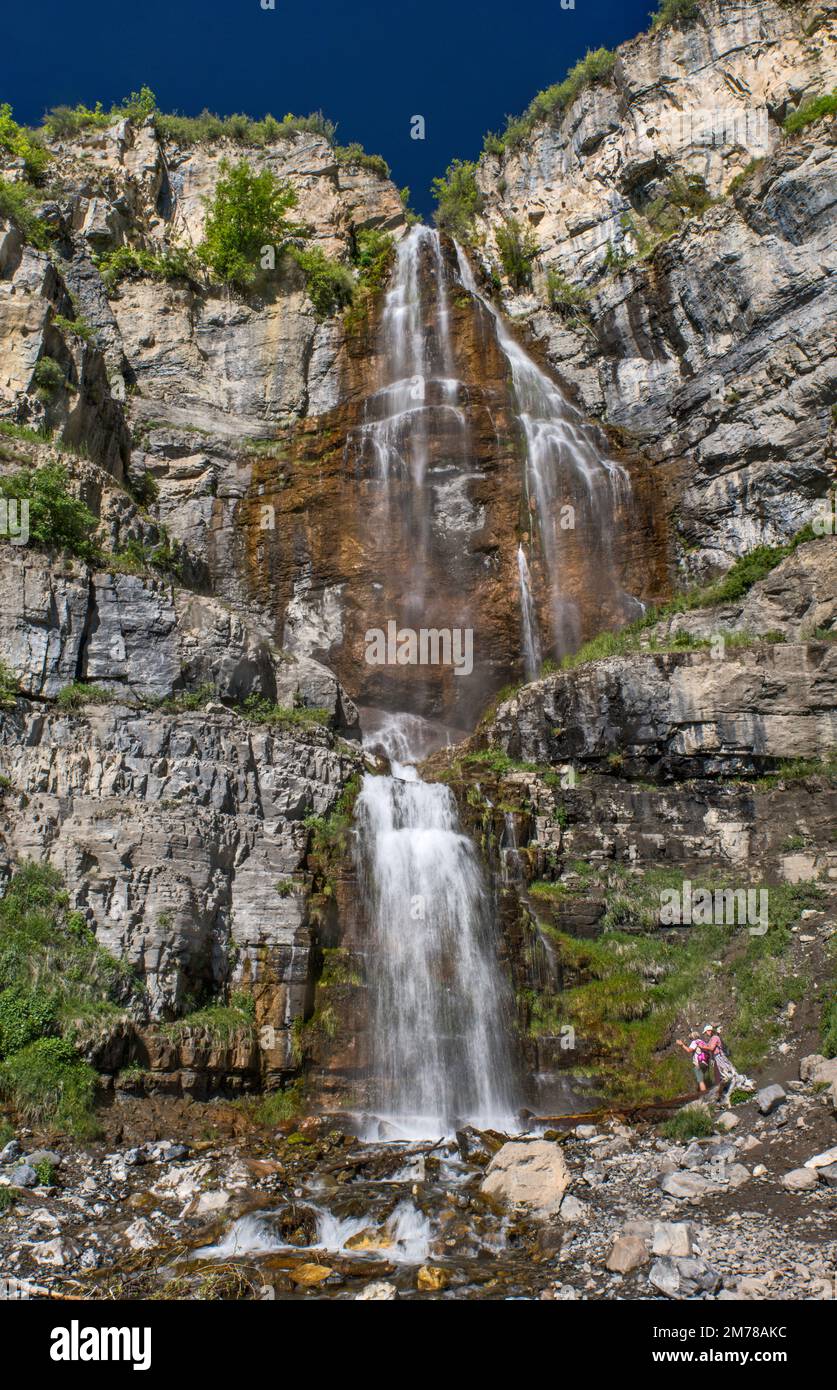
[162, 992, 256, 1044]
[0, 861, 137, 1030]
[0, 861, 139, 1135]
[783, 90, 837, 136]
[559, 525, 819, 673]
[524, 872, 821, 1103]
[495, 217, 539, 290]
[240, 694, 330, 729]
[651, 0, 700, 31]
[431, 160, 484, 242]
[197, 158, 306, 289]
[96, 244, 201, 294]
[660, 1103, 714, 1142]
[0, 102, 50, 179]
[0, 464, 99, 562]
[0, 1037, 98, 1137]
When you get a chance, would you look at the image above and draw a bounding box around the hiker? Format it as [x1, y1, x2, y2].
[702, 1024, 755, 1107]
[676, 1031, 715, 1092]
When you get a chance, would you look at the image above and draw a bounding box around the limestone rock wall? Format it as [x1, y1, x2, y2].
[0, 702, 364, 1054]
[473, 0, 837, 576]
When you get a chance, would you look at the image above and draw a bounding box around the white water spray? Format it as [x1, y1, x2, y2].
[455, 242, 640, 665]
[356, 716, 517, 1138]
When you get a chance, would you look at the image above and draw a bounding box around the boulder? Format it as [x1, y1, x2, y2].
[651, 1222, 694, 1258]
[22, 1150, 61, 1170]
[9, 1165, 38, 1188]
[290, 1264, 333, 1287]
[649, 1256, 721, 1299]
[658, 1171, 713, 1200]
[803, 1145, 837, 1171]
[480, 1140, 570, 1218]
[558, 1194, 588, 1224]
[799, 1055, 837, 1087]
[782, 1168, 818, 1192]
[727, 1163, 751, 1189]
[606, 1234, 650, 1274]
[756, 1084, 786, 1115]
[123, 1218, 156, 1251]
[417, 1266, 448, 1292]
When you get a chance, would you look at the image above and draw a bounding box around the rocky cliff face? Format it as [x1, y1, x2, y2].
[421, 537, 836, 1110]
[472, 0, 837, 578]
[0, 0, 835, 1111]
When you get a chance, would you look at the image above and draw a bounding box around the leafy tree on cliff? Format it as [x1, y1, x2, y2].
[431, 159, 484, 242]
[197, 158, 307, 288]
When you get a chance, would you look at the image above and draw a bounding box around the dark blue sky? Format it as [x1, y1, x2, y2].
[3, 0, 655, 216]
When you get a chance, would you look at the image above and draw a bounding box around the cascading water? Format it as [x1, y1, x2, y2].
[455, 243, 642, 665]
[349, 225, 470, 621]
[348, 226, 642, 1138]
[517, 543, 542, 682]
[355, 717, 517, 1138]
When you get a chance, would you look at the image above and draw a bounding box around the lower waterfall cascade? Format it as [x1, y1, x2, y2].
[354, 716, 519, 1138]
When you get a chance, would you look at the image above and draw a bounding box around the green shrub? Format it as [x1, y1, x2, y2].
[34, 1157, 57, 1185]
[0, 103, 50, 180]
[155, 108, 336, 148]
[0, 1036, 99, 1136]
[197, 158, 306, 288]
[119, 86, 157, 125]
[783, 90, 837, 135]
[0, 464, 100, 562]
[352, 228, 394, 289]
[546, 269, 588, 316]
[33, 356, 69, 400]
[53, 314, 94, 344]
[108, 530, 183, 580]
[495, 217, 539, 290]
[0, 172, 54, 250]
[651, 0, 700, 31]
[0, 861, 136, 1031]
[661, 1104, 714, 1141]
[250, 1081, 304, 1127]
[96, 244, 201, 294]
[56, 682, 114, 710]
[431, 159, 484, 241]
[291, 246, 355, 318]
[0, 661, 18, 710]
[334, 143, 390, 179]
[0, 985, 56, 1058]
[41, 101, 114, 139]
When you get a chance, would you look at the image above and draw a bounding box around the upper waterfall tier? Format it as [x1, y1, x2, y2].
[244, 225, 666, 728]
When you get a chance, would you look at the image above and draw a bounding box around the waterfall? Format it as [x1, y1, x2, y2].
[455, 242, 641, 666]
[517, 544, 542, 682]
[347, 227, 642, 1137]
[355, 716, 517, 1138]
